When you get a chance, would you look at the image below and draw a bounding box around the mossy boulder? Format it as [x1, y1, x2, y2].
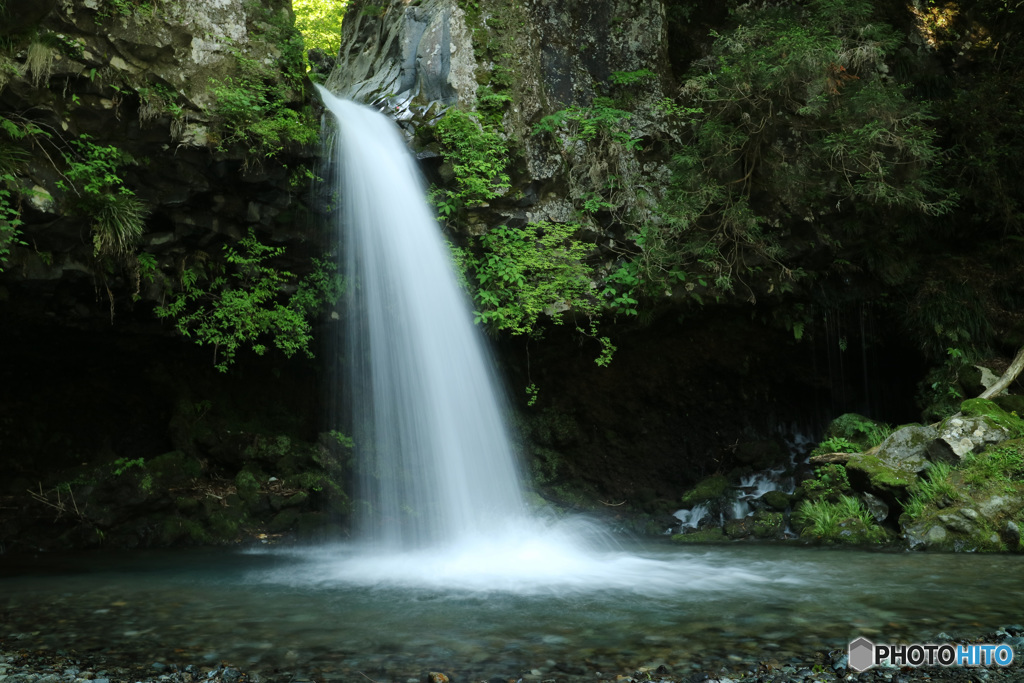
[927, 400, 1018, 464]
[671, 527, 727, 543]
[267, 507, 301, 533]
[147, 451, 203, 488]
[234, 469, 262, 504]
[680, 475, 731, 505]
[903, 507, 1009, 552]
[900, 439, 1024, 551]
[733, 439, 784, 468]
[824, 413, 887, 450]
[762, 490, 792, 511]
[724, 511, 784, 539]
[752, 511, 785, 538]
[993, 394, 1024, 416]
[846, 424, 935, 496]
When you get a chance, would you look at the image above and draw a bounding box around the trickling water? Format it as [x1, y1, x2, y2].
[673, 502, 711, 529]
[319, 87, 526, 549]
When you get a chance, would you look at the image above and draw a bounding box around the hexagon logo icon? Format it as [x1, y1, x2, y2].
[848, 637, 875, 672]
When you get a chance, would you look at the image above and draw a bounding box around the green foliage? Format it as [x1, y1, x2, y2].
[0, 170, 24, 272]
[0, 116, 45, 271]
[810, 437, 860, 457]
[155, 232, 343, 372]
[962, 440, 1024, 487]
[906, 280, 994, 362]
[793, 494, 887, 543]
[609, 69, 656, 87]
[634, 0, 956, 302]
[532, 97, 639, 150]
[208, 4, 317, 158]
[111, 457, 153, 493]
[292, 0, 347, 63]
[903, 461, 959, 520]
[432, 109, 509, 216]
[459, 221, 598, 336]
[599, 261, 640, 317]
[801, 463, 852, 499]
[825, 413, 894, 449]
[327, 429, 354, 450]
[98, 0, 157, 19]
[56, 134, 147, 259]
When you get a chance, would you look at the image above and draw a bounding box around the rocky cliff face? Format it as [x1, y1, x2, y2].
[0, 0, 320, 326]
[0, 0, 342, 551]
[319, 0, 935, 510]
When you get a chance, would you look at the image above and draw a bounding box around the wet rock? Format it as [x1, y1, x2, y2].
[846, 425, 934, 496]
[762, 490, 792, 511]
[978, 494, 1020, 519]
[267, 507, 301, 533]
[680, 475, 731, 506]
[928, 415, 1010, 464]
[861, 492, 889, 523]
[905, 523, 947, 549]
[1003, 520, 1021, 547]
[938, 511, 977, 535]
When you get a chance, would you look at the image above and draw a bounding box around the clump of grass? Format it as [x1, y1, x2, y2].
[92, 191, 148, 258]
[903, 461, 959, 519]
[793, 494, 887, 543]
[962, 441, 1024, 487]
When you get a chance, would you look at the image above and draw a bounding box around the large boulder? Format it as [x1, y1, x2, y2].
[845, 424, 937, 496]
[927, 399, 1020, 464]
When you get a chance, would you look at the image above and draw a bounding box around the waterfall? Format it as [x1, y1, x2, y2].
[318, 87, 526, 549]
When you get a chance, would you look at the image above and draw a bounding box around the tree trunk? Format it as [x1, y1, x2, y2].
[979, 346, 1024, 399]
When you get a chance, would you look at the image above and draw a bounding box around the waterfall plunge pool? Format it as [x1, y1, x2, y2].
[2, 542, 1021, 681]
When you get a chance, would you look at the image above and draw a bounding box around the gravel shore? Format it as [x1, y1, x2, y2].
[2, 630, 1021, 683]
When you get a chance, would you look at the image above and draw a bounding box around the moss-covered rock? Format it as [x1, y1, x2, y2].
[761, 490, 792, 511]
[147, 451, 204, 488]
[928, 405, 1013, 464]
[267, 507, 301, 533]
[680, 475, 731, 505]
[900, 439, 1024, 551]
[824, 413, 889, 450]
[723, 511, 785, 539]
[671, 527, 727, 543]
[846, 424, 935, 496]
[270, 490, 309, 510]
[234, 469, 261, 504]
[751, 511, 785, 538]
[993, 394, 1024, 417]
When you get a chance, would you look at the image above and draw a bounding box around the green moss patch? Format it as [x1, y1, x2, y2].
[671, 527, 727, 543]
[680, 475, 730, 505]
[960, 398, 1024, 437]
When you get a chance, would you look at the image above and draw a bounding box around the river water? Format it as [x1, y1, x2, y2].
[2, 542, 1021, 681]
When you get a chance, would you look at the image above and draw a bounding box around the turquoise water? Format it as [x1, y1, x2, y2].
[1, 543, 1021, 680]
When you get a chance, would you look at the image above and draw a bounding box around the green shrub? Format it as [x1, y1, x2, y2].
[207, 3, 317, 158]
[633, 0, 956, 301]
[432, 108, 510, 217]
[57, 134, 148, 259]
[155, 232, 343, 371]
[810, 437, 860, 457]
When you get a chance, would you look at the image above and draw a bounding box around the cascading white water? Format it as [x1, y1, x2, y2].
[318, 87, 526, 549]
[314, 91, 799, 593]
